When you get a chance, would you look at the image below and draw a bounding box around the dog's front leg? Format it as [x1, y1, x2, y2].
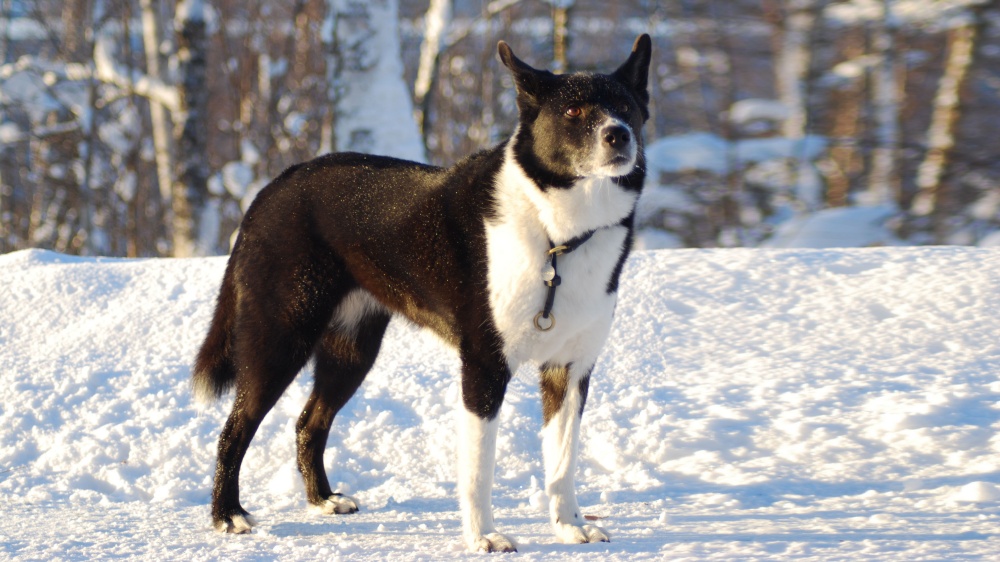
[457, 349, 516, 552]
[540, 364, 609, 544]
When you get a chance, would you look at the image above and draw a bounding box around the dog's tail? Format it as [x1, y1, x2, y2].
[193, 261, 239, 405]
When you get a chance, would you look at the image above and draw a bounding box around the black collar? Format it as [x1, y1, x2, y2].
[534, 229, 598, 331]
[547, 230, 596, 257]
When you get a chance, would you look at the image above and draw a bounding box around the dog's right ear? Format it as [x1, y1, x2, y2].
[498, 41, 545, 110]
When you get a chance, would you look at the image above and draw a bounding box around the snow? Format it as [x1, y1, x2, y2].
[93, 35, 181, 115]
[2, 246, 999, 560]
[764, 205, 899, 248]
[0, 122, 24, 143]
[824, 0, 988, 29]
[645, 132, 827, 176]
[221, 161, 253, 199]
[728, 99, 790, 125]
[174, 0, 205, 26]
[633, 228, 684, 251]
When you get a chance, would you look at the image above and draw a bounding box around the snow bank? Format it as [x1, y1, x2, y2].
[645, 131, 827, 176]
[1, 247, 999, 560]
[763, 205, 899, 248]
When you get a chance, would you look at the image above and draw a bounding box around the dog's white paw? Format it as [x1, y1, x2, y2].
[553, 521, 610, 544]
[469, 532, 517, 553]
[214, 513, 257, 534]
[310, 493, 360, 515]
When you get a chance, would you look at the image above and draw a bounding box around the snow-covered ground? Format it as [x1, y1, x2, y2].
[1, 247, 999, 561]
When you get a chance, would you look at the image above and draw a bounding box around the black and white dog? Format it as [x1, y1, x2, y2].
[194, 34, 651, 553]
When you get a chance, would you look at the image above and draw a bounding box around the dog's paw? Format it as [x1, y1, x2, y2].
[469, 532, 518, 553]
[553, 522, 610, 544]
[310, 493, 360, 515]
[214, 512, 257, 534]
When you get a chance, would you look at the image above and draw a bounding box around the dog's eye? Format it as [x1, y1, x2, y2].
[564, 106, 582, 119]
[620, 103, 631, 114]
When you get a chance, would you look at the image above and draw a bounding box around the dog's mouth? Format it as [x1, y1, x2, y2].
[607, 155, 632, 167]
[601, 155, 636, 176]
[577, 145, 637, 178]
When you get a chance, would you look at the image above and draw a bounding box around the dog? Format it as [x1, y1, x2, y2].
[193, 34, 651, 553]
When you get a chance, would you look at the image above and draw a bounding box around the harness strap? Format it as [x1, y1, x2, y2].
[534, 230, 596, 331]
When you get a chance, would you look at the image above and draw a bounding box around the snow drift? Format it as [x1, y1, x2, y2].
[1, 247, 998, 560]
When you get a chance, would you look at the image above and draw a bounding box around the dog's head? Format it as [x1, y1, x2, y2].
[498, 35, 651, 192]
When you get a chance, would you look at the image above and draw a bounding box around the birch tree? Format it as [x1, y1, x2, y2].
[774, 0, 820, 210]
[775, 0, 815, 142]
[911, 12, 981, 239]
[414, 0, 452, 139]
[0, 0, 11, 251]
[545, 0, 574, 74]
[866, 0, 900, 205]
[140, 0, 174, 204]
[171, 0, 213, 257]
[323, 0, 424, 162]
[823, 26, 866, 207]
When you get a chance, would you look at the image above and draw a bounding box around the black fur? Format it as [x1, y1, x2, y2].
[193, 34, 652, 540]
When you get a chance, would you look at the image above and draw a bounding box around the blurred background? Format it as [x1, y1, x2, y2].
[2, 0, 999, 257]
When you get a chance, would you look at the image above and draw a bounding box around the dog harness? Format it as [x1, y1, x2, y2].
[534, 230, 596, 331]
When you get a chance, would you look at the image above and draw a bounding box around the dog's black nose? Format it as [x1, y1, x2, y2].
[602, 125, 631, 148]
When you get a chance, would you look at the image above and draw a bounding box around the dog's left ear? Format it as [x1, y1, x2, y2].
[613, 34, 652, 108]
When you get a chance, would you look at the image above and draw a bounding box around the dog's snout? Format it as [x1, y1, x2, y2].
[602, 125, 631, 148]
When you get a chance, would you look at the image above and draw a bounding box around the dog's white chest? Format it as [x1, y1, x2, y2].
[484, 157, 635, 368]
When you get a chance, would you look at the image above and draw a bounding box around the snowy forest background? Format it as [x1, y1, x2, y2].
[2, 0, 999, 258]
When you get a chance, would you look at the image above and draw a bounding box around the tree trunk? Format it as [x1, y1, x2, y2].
[320, 1, 343, 156]
[0, 0, 9, 251]
[774, 0, 819, 211]
[911, 15, 980, 242]
[825, 26, 865, 207]
[866, 1, 900, 205]
[414, 0, 451, 140]
[776, 0, 815, 141]
[667, 0, 711, 131]
[551, 3, 570, 74]
[171, 0, 213, 256]
[324, 0, 425, 162]
[140, 0, 175, 204]
[61, 0, 87, 58]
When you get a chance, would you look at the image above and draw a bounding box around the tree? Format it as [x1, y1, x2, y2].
[139, 0, 174, 205]
[323, 0, 424, 162]
[170, 0, 213, 257]
[865, 0, 901, 206]
[911, 10, 982, 241]
[546, 0, 574, 73]
[822, 24, 866, 207]
[773, 0, 821, 211]
[413, 0, 452, 140]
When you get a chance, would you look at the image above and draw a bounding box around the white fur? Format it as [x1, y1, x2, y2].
[578, 116, 638, 178]
[541, 363, 610, 543]
[476, 134, 635, 547]
[457, 409, 516, 552]
[329, 289, 384, 336]
[309, 494, 360, 515]
[214, 513, 256, 534]
[485, 140, 637, 367]
[192, 375, 217, 407]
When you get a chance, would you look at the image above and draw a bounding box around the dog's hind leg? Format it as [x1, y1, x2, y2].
[211, 339, 315, 533]
[210, 259, 344, 533]
[539, 363, 609, 544]
[296, 291, 391, 515]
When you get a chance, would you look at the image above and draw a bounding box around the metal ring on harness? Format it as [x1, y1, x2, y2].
[533, 311, 555, 331]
